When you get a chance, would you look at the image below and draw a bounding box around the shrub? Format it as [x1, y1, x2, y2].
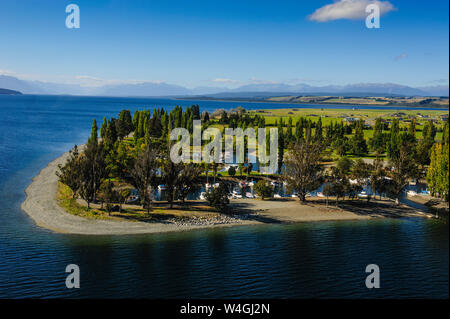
[205, 183, 230, 213]
[254, 180, 273, 199]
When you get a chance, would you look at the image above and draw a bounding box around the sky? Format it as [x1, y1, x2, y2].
[0, 0, 448, 88]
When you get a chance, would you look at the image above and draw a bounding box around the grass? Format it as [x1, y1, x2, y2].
[265, 96, 449, 108]
[57, 182, 109, 219]
[246, 108, 448, 143]
[57, 182, 221, 221]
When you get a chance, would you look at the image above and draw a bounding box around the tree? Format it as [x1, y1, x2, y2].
[332, 137, 350, 156]
[314, 117, 323, 141]
[100, 180, 116, 215]
[277, 118, 285, 174]
[78, 140, 108, 208]
[408, 118, 417, 138]
[117, 110, 133, 139]
[228, 165, 236, 177]
[245, 163, 253, 177]
[100, 117, 108, 139]
[205, 183, 230, 213]
[286, 117, 293, 142]
[212, 162, 219, 184]
[105, 119, 118, 146]
[427, 142, 449, 201]
[369, 118, 386, 153]
[350, 120, 368, 156]
[238, 163, 244, 176]
[283, 138, 325, 202]
[422, 120, 437, 142]
[326, 167, 349, 206]
[336, 157, 354, 176]
[416, 138, 435, 166]
[118, 188, 131, 213]
[386, 134, 419, 204]
[202, 111, 210, 123]
[204, 162, 210, 184]
[56, 145, 82, 198]
[129, 145, 158, 214]
[416, 120, 437, 166]
[89, 119, 98, 144]
[370, 157, 388, 200]
[322, 183, 333, 206]
[254, 180, 273, 199]
[161, 151, 183, 209]
[352, 159, 371, 186]
[387, 119, 400, 159]
[352, 159, 372, 201]
[177, 163, 203, 203]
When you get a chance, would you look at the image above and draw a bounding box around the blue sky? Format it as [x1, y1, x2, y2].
[0, 0, 448, 88]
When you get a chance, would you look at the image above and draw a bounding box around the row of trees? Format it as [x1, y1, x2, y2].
[427, 119, 449, 200]
[58, 106, 448, 217]
[58, 121, 204, 213]
[283, 129, 427, 205]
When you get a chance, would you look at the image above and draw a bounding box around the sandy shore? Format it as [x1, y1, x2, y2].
[21, 150, 255, 235]
[21, 149, 435, 235]
[408, 194, 449, 214]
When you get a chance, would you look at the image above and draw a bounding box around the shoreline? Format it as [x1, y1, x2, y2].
[175, 97, 449, 110]
[20, 149, 258, 235]
[21, 149, 435, 235]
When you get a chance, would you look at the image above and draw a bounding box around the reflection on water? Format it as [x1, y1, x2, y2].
[2, 219, 447, 298]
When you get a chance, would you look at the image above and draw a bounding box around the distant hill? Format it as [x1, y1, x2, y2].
[0, 74, 448, 97]
[100, 82, 191, 97]
[0, 88, 22, 95]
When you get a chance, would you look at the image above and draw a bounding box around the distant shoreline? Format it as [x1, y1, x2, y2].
[177, 96, 449, 110]
[0, 88, 22, 95]
[21, 148, 435, 235]
[20, 148, 256, 235]
[1, 94, 448, 110]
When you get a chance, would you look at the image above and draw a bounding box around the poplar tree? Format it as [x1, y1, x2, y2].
[427, 119, 449, 201]
[314, 117, 323, 141]
[100, 117, 107, 139]
[350, 119, 367, 156]
[89, 119, 98, 143]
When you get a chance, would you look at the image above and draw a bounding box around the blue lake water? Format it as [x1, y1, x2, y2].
[0, 95, 448, 298]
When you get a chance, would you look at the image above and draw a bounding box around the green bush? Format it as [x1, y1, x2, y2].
[254, 180, 273, 199]
[205, 183, 230, 213]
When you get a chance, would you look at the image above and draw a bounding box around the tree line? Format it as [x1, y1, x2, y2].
[57, 106, 449, 216]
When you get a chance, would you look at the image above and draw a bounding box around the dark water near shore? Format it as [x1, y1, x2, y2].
[0, 95, 448, 298]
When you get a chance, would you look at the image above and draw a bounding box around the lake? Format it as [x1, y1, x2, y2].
[0, 95, 448, 298]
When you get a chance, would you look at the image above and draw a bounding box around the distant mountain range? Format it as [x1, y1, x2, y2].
[0, 74, 448, 98]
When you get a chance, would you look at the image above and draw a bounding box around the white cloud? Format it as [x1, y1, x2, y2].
[0, 69, 15, 76]
[427, 79, 449, 84]
[248, 77, 280, 84]
[75, 75, 103, 82]
[309, 0, 395, 22]
[394, 53, 407, 61]
[0, 68, 167, 87]
[212, 78, 240, 84]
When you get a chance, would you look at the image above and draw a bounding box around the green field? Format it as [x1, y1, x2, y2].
[247, 108, 448, 139]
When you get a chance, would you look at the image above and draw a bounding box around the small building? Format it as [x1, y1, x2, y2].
[344, 117, 358, 123]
